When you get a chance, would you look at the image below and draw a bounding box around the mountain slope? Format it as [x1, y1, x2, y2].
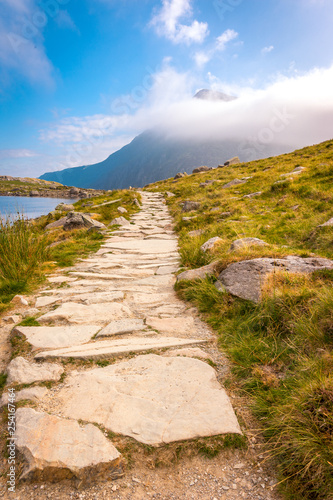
[40, 129, 291, 190]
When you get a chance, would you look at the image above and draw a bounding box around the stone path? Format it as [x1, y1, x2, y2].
[0, 192, 283, 499]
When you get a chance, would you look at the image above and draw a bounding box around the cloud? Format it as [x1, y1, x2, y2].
[0, 149, 39, 159]
[262, 45, 274, 54]
[194, 29, 238, 67]
[55, 10, 80, 34]
[150, 0, 209, 44]
[39, 62, 333, 169]
[0, 0, 54, 86]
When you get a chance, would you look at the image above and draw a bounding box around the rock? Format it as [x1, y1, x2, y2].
[97, 319, 146, 337]
[291, 205, 300, 211]
[35, 337, 208, 361]
[224, 156, 240, 166]
[229, 238, 268, 252]
[181, 201, 201, 213]
[54, 354, 241, 446]
[243, 192, 262, 199]
[69, 187, 80, 196]
[2, 314, 21, 324]
[192, 166, 212, 174]
[145, 316, 196, 335]
[219, 256, 333, 302]
[38, 302, 133, 326]
[45, 217, 67, 230]
[15, 408, 123, 483]
[14, 325, 100, 349]
[6, 356, 64, 385]
[133, 198, 141, 207]
[188, 229, 204, 237]
[182, 216, 197, 222]
[1, 386, 48, 406]
[55, 203, 75, 211]
[29, 190, 39, 197]
[177, 262, 218, 282]
[319, 217, 333, 228]
[22, 308, 40, 318]
[222, 179, 246, 189]
[166, 192, 175, 198]
[10, 295, 29, 306]
[109, 216, 131, 227]
[218, 211, 232, 219]
[103, 238, 177, 255]
[174, 172, 186, 179]
[200, 180, 216, 187]
[201, 237, 222, 252]
[117, 206, 128, 214]
[63, 212, 106, 231]
[215, 281, 226, 292]
[164, 348, 211, 360]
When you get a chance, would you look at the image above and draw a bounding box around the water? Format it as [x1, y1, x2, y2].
[0, 196, 78, 220]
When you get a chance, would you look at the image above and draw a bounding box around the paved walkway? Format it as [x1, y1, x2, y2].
[1, 192, 282, 498]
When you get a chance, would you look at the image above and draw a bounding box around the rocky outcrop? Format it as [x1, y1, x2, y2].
[181, 201, 201, 212]
[229, 238, 268, 252]
[217, 256, 333, 302]
[192, 166, 212, 174]
[5, 356, 64, 385]
[15, 408, 123, 483]
[177, 262, 218, 282]
[63, 212, 106, 231]
[223, 156, 240, 166]
[174, 172, 187, 179]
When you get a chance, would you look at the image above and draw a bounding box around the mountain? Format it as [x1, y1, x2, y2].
[40, 90, 292, 189]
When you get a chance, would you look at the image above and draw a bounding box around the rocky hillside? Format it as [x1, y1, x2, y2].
[0, 176, 105, 198]
[146, 139, 333, 500]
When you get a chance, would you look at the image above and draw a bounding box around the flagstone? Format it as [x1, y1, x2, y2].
[38, 302, 132, 326]
[14, 325, 100, 349]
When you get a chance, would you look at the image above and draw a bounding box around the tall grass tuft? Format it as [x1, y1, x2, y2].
[0, 214, 49, 290]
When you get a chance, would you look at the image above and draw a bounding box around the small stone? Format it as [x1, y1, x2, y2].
[229, 237, 268, 252]
[192, 166, 212, 174]
[222, 179, 246, 189]
[243, 191, 262, 199]
[319, 217, 333, 227]
[2, 314, 21, 324]
[200, 237, 222, 252]
[177, 262, 217, 282]
[117, 207, 127, 214]
[182, 201, 201, 213]
[11, 295, 29, 306]
[234, 462, 246, 469]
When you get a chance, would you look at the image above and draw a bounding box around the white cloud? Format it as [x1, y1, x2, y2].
[0, 0, 54, 86]
[150, 0, 209, 45]
[55, 10, 80, 34]
[39, 62, 333, 170]
[0, 149, 39, 159]
[194, 29, 238, 67]
[262, 45, 274, 54]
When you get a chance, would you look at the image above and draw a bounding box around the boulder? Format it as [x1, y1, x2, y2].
[45, 217, 67, 230]
[177, 262, 218, 282]
[201, 237, 223, 252]
[224, 156, 240, 166]
[69, 187, 80, 196]
[192, 166, 212, 174]
[5, 356, 64, 385]
[63, 212, 106, 231]
[229, 237, 268, 252]
[218, 256, 333, 303]
[29, 191, 39, 197]
[109, 216, 131, 227]
[222, 179, 246, 189]
[55, 203, 75, 211]
[181, 201, 201, 213]
[15, 408, 123, 483]
[117, 206, 127, 214]
[174, 172, 186, 179]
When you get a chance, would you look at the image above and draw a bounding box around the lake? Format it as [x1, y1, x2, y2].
[0, 196, 78, 220]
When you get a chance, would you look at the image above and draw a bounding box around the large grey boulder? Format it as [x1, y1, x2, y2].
[69, 187, 80, 196]
[182, 201, 201, 212]
[45, 217, 67, 230]
[6, 356, 64, 385]
[192, 166, 212, 174]
[15, 408, 123, 483]
[218, 256, 333, 302]
[53, 354, 241, 446]
[177, 262, 218, 282]
[63, 212, 106, 231]
[224, 156, 240, 166]
[229, 237, 268, 252]
[201, 237, 222, 252]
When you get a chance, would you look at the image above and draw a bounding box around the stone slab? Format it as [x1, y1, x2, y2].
[102, 240, 178, 254]
[38, 302, 132, 325]
[14, 325, 100, 349]
[55, 354, 241, 446]
[15, 408, 123, 483]
[6, 356, 64, 385]
[163, 348, 211, 360]
[97, 319, 146, 337]
[35, 337, 208, 361]
[146, 316, 196, 335]
[0, 386, 48, 406]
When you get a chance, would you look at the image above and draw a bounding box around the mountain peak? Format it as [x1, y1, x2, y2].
[194, 89, 236, 102]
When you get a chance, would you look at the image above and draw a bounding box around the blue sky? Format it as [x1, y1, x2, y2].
[0, 0, 333, 177]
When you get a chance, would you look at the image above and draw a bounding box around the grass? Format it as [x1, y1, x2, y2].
[147, 139, 333, 500]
